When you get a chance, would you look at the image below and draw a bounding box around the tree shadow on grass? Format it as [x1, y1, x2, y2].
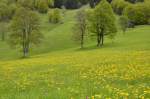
[75, 45, 99, 52]
[74, 42, 119, 52]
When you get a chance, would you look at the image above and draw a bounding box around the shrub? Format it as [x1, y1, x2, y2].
[48, 8, 62, 23]
[36, 0, 49, 13]
[47, 0, 54, 8]
[17, 0, 35, 9]
[111, 0, 129, 15]
[17, 0, 53, 13]
[0, 2, 16, 21]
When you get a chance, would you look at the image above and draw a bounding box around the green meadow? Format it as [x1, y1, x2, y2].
[0, 8, 150, 99]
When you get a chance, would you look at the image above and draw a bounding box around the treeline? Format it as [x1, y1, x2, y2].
[111, 0, 150, 26]
[0, 0, 54, 14]
[54, 0, 113, 8]
[53, 0, 145, 9]
[72, 0, 150, 49]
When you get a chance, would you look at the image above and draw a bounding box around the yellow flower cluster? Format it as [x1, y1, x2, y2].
[0, 50, 149, 98]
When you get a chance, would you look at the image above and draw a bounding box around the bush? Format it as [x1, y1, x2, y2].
[124, 2, 150, 25]
[17, 0, 35, 9]
[111, 0, 129, 15]
[35, 0, 49, 13]
[17, 0, 53, 13]
[48, 8, 62, 23]
[0, 2, 16, 21]
[47, 0, 54, 8]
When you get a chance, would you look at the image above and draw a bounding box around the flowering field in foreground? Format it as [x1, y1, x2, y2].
[0, 50, 149, 99]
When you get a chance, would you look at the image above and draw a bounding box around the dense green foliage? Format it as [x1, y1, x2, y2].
[111, 0, 129, 15]
[17, 0, 53, 13]
[88, 0, 117, 46]
[124, 2, 150, 25]
[17, 0, 35, 9]
[35, 0, 49, 13]
[9, 7, 43, 57]
[0, 2, 16, 21]
[48, 8, 62, 23]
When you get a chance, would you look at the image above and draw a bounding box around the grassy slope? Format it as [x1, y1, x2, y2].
[0, 9, 150, 99]
[0, 9, 150, 60]
[0, 10, 78, 60]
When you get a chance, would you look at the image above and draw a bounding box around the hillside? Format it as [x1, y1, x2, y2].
[0, 9, 150, 60]
[0, 8, 150, 98]
[0, 10, 77, 60]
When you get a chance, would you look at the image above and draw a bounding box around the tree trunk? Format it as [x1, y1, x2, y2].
[101, 33, 104, 46]
[2, 32, 5, 41]
[23, 40, 28, 58]
[23, 42, 29, 58]
[25, 46, 29, 58]
[101, 28, 104, 46]
[22, 29, 29, 58]
[23, 42, 27, 58]
[23, 47, 28, 58]
[22, 30, 26, 58]
[97, 33, 101, 47]
[81, 32, 84, 49]
[26, 41, 29, 57]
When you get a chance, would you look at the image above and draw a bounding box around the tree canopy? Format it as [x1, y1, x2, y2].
[88, 0, 117, 46]
[9, 7, 43, 57]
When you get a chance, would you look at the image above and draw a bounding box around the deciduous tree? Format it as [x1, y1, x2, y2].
[124, 2, 150, 25]
[88, 0, 117, 47]
[48, 8, 62, 23]
[72, 9, 87, 48]
[9, 7, 43, 57]
[0, 2, 15, 21]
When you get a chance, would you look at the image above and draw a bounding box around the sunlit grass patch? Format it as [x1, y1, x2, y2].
[0, 50, 149, 99]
